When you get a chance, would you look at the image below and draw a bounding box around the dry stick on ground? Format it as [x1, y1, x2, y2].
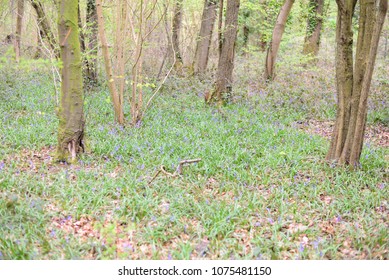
[148, 158, 202, 185]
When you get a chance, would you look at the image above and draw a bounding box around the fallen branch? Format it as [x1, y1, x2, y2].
[148, 158, 202, 185]
[175, 158, 202, 175]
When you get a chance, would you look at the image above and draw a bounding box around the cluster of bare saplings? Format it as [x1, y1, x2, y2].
[6, 0, 388, 168]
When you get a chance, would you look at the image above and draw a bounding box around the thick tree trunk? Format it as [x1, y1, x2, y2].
[193, 0, 218, 76]
[96, 0, 124, 124]
[207, 0, 240, 104]
[303, 0, 325, 57]
[172, 0, 183, 70]
[30, 0, 59, 58]
[264, 0, 295, 81]
[327, 0, 387, 167]
[14, 0, 24, 62]
[57, 0, 85, 163]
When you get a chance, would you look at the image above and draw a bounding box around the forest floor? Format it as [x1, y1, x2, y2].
[0, 52, 388, 260]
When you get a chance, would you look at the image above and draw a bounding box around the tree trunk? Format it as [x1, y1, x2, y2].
[242, 10, 250, 53]
[96, 0, 124, 124]
[57, 0, 85, 163]
[303, 0, 325, 57]
[14, 0, 24, 62]
[218, 0, 224, 58]
[207, 0, 240, 104]
[327, 0, 388, 167]
[114, 0, 127, 117]
[172, 0, 183, 70]
[86, 0, 98, 84]
[258, 0, 268, 52]
[30, 0, 59, 58]
[193, 0, 218, 76]
[264, 0, 295, 81]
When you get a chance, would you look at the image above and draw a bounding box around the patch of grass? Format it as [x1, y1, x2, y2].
[0, 64, 387, 260]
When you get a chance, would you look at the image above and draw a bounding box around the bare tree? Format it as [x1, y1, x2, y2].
[206, 0, 240, 104]
[193, 0, 218, 76]
[96, 0, 124, 124]
[264, 0, 294, 81]
[14, 0, 24, 62]
[327, 0, 388, 167]
[29, 0, 59, 58]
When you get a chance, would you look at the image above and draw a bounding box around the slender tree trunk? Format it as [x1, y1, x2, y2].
[96, 0, 124, 124]
[115, 0, 127, 123]
[207, 0, 240, 104]
[57, 0, 85, 163]
[193, 0, 218, 76]
[264, 0, 295, 81]
[258, 0, 268, 52]
[86, 0, 98, 83]
[218, 0, 224, 57]
[14, 0, 24, 62]
[29, 0, 59, 58]
[303, 0, 325, 57]
[172, 0, 183, 70]
[327, 0, 387, 167]
[242, 10, 250, 53]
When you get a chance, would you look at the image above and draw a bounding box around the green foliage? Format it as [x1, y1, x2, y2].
[238, 0, 284, 49]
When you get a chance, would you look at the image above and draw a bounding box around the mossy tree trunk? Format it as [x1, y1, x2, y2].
[327, 0, 387, 167]
[172, 0, 184, 71]
[193, 0, 218, 76]
[303, 0, 325, 57]
[207, 0, 240, 105]
[264, 0, 294, 81]
[56, 0, 85, 163]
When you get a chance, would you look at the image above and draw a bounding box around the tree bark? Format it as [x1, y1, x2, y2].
[14, 0, 24, 62]
[303, 0, 325, 57]
[29, 0, 59, 58]
[172, 0, 184, 70]
[96, 0, 124, 124]
[264, 0, 295, 81]
[218, 0, 224, 57]
[193, 0, 218, 76]
[207, 0, 240, 104]
[57, 0, 85, 163]
[327, 0, 388, 167]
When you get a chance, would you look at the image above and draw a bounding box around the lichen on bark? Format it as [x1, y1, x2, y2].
[56, 0, 85, 163]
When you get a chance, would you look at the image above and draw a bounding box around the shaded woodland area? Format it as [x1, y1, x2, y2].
[0, 0, 388, 260]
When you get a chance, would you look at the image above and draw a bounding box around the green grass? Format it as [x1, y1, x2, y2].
[0, 61, 388, 260]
